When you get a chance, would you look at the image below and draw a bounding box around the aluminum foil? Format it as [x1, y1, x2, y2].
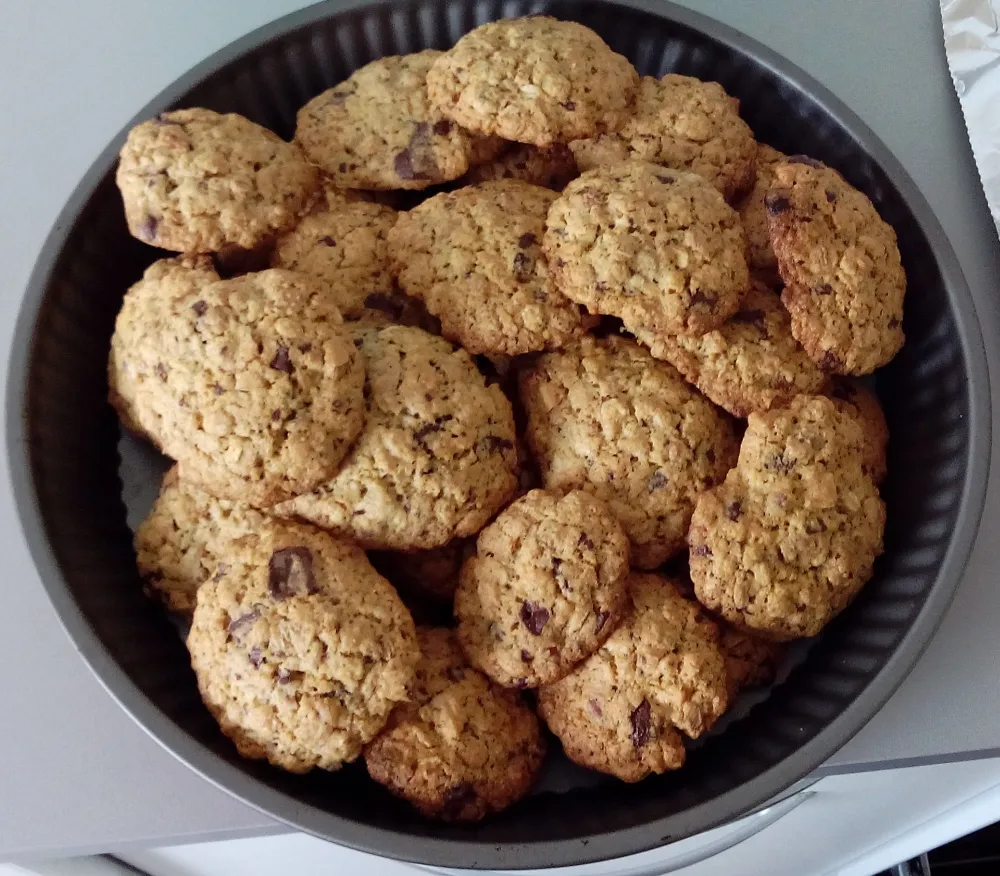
[942, 0, 1000, 237]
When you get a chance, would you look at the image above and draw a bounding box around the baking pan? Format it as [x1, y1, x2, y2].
[6, 0, 990, 868]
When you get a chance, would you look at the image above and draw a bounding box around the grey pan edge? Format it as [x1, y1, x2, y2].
[4, 0, 992, 869]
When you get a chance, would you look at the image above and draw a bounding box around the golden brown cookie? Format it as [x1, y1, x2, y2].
[544, 162, 749, 337]
[135, 467, 268, 616]
[116, 108, 319, 253]
[519, 335, 738, 568]
[537, 573, 728, 782]
[295, 52, 499, 191]
[271, 185, 398, 320]
[462, 142, 579, 190]
[388, 180, 592, 355]
[109, 268, 365, 507]
[689, 395, 886, 640]
[632, 280, 828, 417]
[455, 489, 630, 688]
[274, 324, 518, 550]
[736, 144, 787, 276]
[765, 158, 906, 374]
[187, 520, 419, 773]
[365, 628, 545, 821]
[828, 377, 889, 484]
[570, 74, 757, 202]
[426, 17, 639, 147]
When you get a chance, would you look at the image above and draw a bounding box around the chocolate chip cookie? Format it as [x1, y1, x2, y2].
[365, 627, 545, 820]
[295, 52, 500, 191]
[632, 280, 828, 417]
[689, 395, 886, 639]
[426, 17, 639, 147]
[455, 489, 630, 688]
[544, 162, 750, 337]
[388, 179, 592, 355]
[274, 324, 518, 550]
[109, 268, 365, 507]
[519, 335, 739, 569]
[117, 108, 319, 253]
[765, 158, 906, 374]
[537, 573, 728, 782]
[187, 519, 419, 773]
[570, 74, 757, 202]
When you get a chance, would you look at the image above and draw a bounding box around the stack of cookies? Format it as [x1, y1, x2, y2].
[110, 15, 900, 821]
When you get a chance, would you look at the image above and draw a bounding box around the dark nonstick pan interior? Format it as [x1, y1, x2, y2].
[6, 0, 990, 869]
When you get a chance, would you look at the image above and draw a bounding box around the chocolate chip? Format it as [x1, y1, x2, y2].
[192, 300, 207, 316]
[657, 174, 676, 185]
[588, 698, 603, 717]
[815, 283, 833, 296]
[788, 155, 823, 168]
[692, 544, 712, 557]
[520, 601, 550, 635]
[825, 189, 838, 203]
[395, 122, 437, 181]
[480, 435, 515, 453]
[764, 194, 790, 216]
[138, 216, 159, 242]
[647, 471, 668, 492]
[819, 350, 843, 372]
[521, 649, 533, 663]
[271, 409, 282, 422]
[518, 232, 536, 249]
[725, 501, 742, 521]
[888, 317, 901, 329]
[394, 149, 417, 180]
[595, 611, 610, 634]
[321, 236, 336, 246]
[269, 345, 294, 374]
[212, 563, 230, 582]
[432, 119, 452, 136]
[414, 422, 442, 446]
[268, 546, 317, 599]
[731, 309, 766, 326]
[579, 532, 594, 550]
[561, 100, 576, 110]
[248, 647, 264, 667]
[512, 251, 534, 282]
[155, 362, 167, 381]
[690, 290, 718, 308]
[227, 608, 261, 636]
[441, 782, 478, 820]
[329, 89, 353, 106]
[630, 699, 651, 748]
[212, 383, 225, 396]
[766, 452, 795, 473]
[551, 557, 563, 578]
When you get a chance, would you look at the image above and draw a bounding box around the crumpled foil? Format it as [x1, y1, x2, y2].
[941, 0, 1000, 237]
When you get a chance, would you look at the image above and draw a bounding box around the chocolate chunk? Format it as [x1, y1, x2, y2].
[212, 383, 226, 396]
[432, 119, 452, 136]
[518, 232, 537, 249]
[630, 699, 651, 748]
[480, 435, 515, 453]
[329, 89, 353, 106]
[321, 236, 336, 247]
[394, 149, 416, 180]
[731, 309, 766, 326]
[520, 600, 550, 635]
[268, 546, 317, 599]
[766, 452, 795, 473]
[138, 216, 159, 242]
[647, 471, 668, 492]
[154, 362, 167, 381]
[248, 647, 264, 667]
[578, 532, 594, 550]
[888, 317, 901, 329]
[819, 350, 843, 372]
[825, 189, 838, 203]
[414, 422, 442, 446]
[227, 608, 261, 636]
[588, 698, 603, 717]
[788, 155, 823, 168]
[764, 194, 790, 216]
[552, 557, 563, 578]
[692, 544, 712, 557]
[441, 782, 478, 819]
[271, 409, 282, 422]
[521, 649, 533, 663]
[595, 611, 610, 634]
[561, 100, 576, 110]
[512, 251, 534, 282]
[690, 290, 718, 308]
[212, 563, 231, 582]
[269, 345, 294, 374]
[192, 300, 207, 316]
[395, 122, 437, 182]
[725, 501, 742, 521]
[656, 174, 676, 185]
[815, 283, 833, 296]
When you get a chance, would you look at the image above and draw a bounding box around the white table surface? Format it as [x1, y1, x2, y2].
[3, 0, 1000, 863]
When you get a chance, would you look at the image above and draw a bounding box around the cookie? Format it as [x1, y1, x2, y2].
[632, 280, 828, 417]
[187, 519, 419, 773]
[388, 180, 592, 355]
[274, 324, 519, 550]
[765, 158, 906, 374]
[116, 108, 319, 253]
[828, 377, 889, 484]
[426, 17, 639, 147]
[689, 395, 886, 639]
[544, 162, 749, 337]
[365, 628, 545, 820]
[271, 185, 398, 319]
[519, 335, 738, 568]
[295, 52, 500, 191]
[462, 142, 579, 190]
[537, 573, 728, 782]
[455, 489, 630, 688]
[719, 625, 784, 700]
[135, 467, 268, 616]
[570, 75, 757, 202]
[736, 144, 787, 276]
[109, 268, 365, 507]
[108, 254, 221, 443]
[370, 539, 473, 603]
